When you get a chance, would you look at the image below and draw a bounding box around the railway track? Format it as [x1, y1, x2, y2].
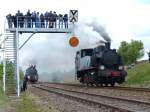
[33, 84, 150, 112]
[44, 82, 150, 93]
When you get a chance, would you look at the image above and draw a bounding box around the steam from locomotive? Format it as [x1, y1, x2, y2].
[86, 20, 111, 43]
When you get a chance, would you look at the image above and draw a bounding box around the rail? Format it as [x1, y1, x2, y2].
[32, 84, 150, 112]
[44, 82, 150, 92]
[33, 84, 131, 112]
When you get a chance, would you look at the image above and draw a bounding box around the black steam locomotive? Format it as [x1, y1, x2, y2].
[75, 42, 127, 86]
[25, 65, 38, 83]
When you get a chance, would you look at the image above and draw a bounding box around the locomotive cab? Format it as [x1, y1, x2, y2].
[75, 49, 93, 78]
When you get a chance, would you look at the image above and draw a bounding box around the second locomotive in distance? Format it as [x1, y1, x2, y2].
[25, 65, 38, 83]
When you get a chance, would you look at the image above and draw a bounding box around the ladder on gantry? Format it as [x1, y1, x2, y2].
[3, 31, 19, 96]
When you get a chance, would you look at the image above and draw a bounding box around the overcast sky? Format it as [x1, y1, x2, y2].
[0, 0, 150, 74]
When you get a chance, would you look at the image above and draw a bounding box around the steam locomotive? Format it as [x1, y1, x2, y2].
[25, 65, 38, 83]
[75, 42, 127, 86]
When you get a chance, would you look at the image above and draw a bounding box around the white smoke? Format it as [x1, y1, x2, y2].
[19, 19, 111, 81]
[86, 19, 111, 42]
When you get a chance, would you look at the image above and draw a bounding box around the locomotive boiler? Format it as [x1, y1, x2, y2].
[75, 42, 127, 86]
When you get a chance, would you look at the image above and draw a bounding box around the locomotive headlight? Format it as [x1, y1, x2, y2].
[119, 66, 123, 70]
[27, 76, 30, 79]
[99, 65, 105, 70]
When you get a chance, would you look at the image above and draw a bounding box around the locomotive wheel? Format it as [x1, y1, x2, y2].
[90, 83, 94, 86]
[110, 83, 115, 87]
[81, 82, 84, 85]
[95, 83, 99, 87]
[86, 83, 89, 86]
[104, 83, 108, 87]
[100, 83, 103, 87]
[84, 74, 88, 83]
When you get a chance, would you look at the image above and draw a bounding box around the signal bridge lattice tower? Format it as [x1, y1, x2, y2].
[2, 10, 78, 96]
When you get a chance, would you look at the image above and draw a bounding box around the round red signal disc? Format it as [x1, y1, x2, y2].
[69, 36, 79, 47]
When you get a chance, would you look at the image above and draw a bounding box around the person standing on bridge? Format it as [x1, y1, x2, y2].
[31, 11, 36, 28]
[63, 14, 68, 28]
[12, 15, 17, 28]
[53, 11, 57, 28]
[26, 10, 32, 28]
[16, 10, 22, 28]
[48, 11, 53, 28]
[6, 14, 13, 28]
[44, 11, 49, 28]
[40, 13, 45, 28]
[20, 12, 24, 28]
[35, 12, 40, 28]
[58, 14, 63, 28]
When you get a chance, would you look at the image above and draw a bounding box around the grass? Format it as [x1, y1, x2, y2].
[0, 81, 10, 112]
[16, 91, 59, 112]
[123, 62, 150, 87]
[16, 92, 41, 112]
[0, 83, 42, 112]
[0, 81, 48, 112]
[0, 81, 8, 104]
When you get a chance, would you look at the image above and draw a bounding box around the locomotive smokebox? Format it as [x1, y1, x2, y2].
[105, 42, 111, 49]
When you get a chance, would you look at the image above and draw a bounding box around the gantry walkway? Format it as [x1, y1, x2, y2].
[6, 25, 72, 33]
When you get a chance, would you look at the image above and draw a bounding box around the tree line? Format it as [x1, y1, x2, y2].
[118, 40, 144, 65]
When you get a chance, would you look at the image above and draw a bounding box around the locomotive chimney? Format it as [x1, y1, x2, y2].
[105, 42, 111, 49]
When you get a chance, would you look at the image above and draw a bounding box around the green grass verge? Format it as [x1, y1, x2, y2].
[0, 81, 10, 112]
[123, 62, 150, 87]
[0, 81, 43, 112]
[0, 81, 8, 105]
[16, 92, 41, 112]
[16, 91, 59, 112]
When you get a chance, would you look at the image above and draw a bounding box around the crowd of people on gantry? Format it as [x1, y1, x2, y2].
[6, 10, 69, 29]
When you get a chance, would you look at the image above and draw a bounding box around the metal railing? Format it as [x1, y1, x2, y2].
[6, 16, 71, 29]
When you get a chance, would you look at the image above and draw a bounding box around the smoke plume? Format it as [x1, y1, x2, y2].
[86, 20, 111, 42]
[19, 20, 111, 82]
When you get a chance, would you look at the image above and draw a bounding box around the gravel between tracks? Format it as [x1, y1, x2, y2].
[29, 85, 120, 112]
[36, 84, 150, 112]
[46, 83, 150, 103]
